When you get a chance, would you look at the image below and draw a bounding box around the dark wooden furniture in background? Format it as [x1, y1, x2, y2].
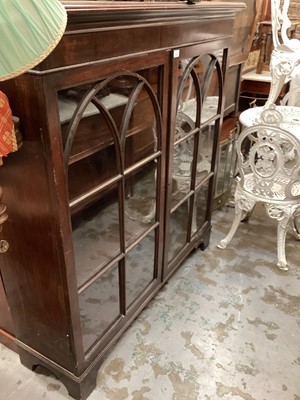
[239, 72, 290, 109]
[240, 0, 299, 110]
[0, 2, 244, 399]
[211, 0, 262, 208]
[214, 0, 264, 115]
[256, 20, 298, 74]
[242, 0, 271, 74]
[254, 0, 299, 74]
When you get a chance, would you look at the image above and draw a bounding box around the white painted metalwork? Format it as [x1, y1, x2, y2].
[265, 0, 300, 107]
[218, 106, 300, 270]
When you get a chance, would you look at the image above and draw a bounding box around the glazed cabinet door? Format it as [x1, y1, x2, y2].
[165, 47, 225, 275]
[58, 58, 167, 358]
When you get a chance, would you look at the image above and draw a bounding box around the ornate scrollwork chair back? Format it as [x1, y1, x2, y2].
[218, 107, 300, 271]
[237, 124, 300, 203]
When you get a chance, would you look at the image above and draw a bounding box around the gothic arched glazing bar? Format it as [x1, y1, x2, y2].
[176, 57, 202, 125]
[178, 54, 224, 112]
[117, 71, 163, 160]
[201, 56, 218, 100]
[118, 80, 144, 156]
[63, 77, 122, 173]
[205, 54, 224, 116]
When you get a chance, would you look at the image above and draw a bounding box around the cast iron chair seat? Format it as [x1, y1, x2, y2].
[242, 172, 298, 201]
[218, 108, 300, 271]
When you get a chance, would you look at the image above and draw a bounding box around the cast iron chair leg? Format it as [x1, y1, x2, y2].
[276, 217, 289, 271]
[217, 204, 244, 249]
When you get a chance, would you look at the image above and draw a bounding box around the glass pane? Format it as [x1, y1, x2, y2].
[59, 84, 123, 203]
[171, 137, 194, 208]
[125, 88, 157, 168]
[72, 185, 120, 287]
[79, 263, 120, 353]
[202, 95, 219, 124]
[194, 54, 220, 172]
[108, 70, 160, 168]
[59, 86, 127, 155]
[177, 55, 221, 131]
[215, 142, 227, 197]
[224, 139, 236, 188]
[168, 201, 189, 262]
[177, 61, 197, 140]
[126, 230, 155, 308]
[196, 125, 214, 186]
[124, 161, 157, 246]
[68, 148, 118, 202]
[175, 110, 195, 142]
[215, 139, 235, 197]
[198, 54, 220, 109]
[191, 181, 209, 236]
[178, 93, 219, 127]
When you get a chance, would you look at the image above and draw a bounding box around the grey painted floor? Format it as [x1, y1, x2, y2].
[0, 204, 299, 400]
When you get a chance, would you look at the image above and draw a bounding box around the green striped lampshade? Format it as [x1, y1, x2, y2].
[0, 0, 67, 81]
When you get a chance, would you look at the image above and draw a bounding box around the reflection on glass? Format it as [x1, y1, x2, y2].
[191, 182, 209, 236]
[178, 62, 193, 113]
[124, 161, 157, 245]
[173, 55, 222, 206]
[215, 139, 235, 198]
[196, 126, 214, 186]
[60, 68, 160, 172]
[197, 53, 221, 98]
[168, 201, 189, 262]
[126, 230, 155, 308]
[79, 263, 120, 353]
[171, 137, 194, 208]
[202, 96, 219, 124]
[59, 84, 125, 203]
[177, 62, 196, 142]
[125, 89, 157, 168]
[68, 147, 118, 202]
[177, 56, 220, 130]
[177, 95, 219, 128]
[59, 86, 128, 154]
[72, 186, 120, 287]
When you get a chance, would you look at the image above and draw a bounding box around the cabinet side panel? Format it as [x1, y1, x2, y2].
[0, 79, 78, 372]
[0, 272, 15, 336]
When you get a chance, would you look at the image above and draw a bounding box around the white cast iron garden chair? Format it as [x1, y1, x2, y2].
[218, 106, 300, 271]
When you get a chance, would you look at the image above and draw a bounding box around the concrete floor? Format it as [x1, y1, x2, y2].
[0, 204, 299, 400]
